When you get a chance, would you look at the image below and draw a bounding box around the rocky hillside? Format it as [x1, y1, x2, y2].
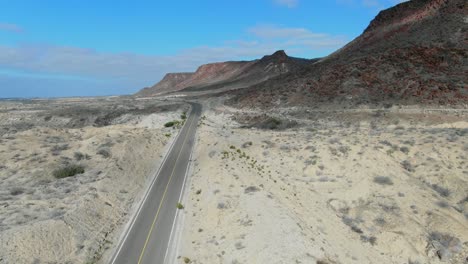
[136, 50, 315, 96]
[137, 73, 193, 96]
[230, 0, 467, 108]
[177, 61, 254, 91]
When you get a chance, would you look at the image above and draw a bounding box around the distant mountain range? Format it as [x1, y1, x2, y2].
[138, 0, 467, 107]
[136, 50, 316, 97]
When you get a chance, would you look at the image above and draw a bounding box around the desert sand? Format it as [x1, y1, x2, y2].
[175, 99, 468, 264]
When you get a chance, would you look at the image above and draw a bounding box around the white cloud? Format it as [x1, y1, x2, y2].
[337, 0, 408, 9]
[0, 25, 348, 92]
[274, 0, 298, 8]
[248, 25, 347, 50]
[0, 23, 23, 33]
[248, 25, 328, 39]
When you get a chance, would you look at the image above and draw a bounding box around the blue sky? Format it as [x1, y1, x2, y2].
[0, 0, 406, 98]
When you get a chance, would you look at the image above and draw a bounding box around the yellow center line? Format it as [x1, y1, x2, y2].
[137, 112, 196, 264]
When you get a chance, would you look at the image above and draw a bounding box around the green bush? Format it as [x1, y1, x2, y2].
[176, 202, 184, 209]
[164, 121, 180, 128]
[164, 121, 175, 127]
[53, 164, 85, 179]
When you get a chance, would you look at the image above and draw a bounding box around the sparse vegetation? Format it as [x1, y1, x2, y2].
[53, 164, 85, 179]
[74, 151, 90, 161]
[342, 216, 363, 234]
[10, 187, 25, 196]
[428, 232, 462, 261]
[400, 146, 410, 154]
[244, 186, 259, 194]
[430, 184, 450, 197]
[164, 121, 180, 128]
[373, 176, 393, 186]
[360, 235, 377, 245]
[242, 141, 253, 148]
[401, 160, 414, 172]
[97, 148, 111, 158]
[51, 144, 69, 156]
[176, 202, 184, 209]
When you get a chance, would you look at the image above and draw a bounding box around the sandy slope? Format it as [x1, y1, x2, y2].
[176, 102, 468, 264]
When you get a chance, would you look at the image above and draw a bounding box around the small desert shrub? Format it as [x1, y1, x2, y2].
[374, 217, 386, 226]
[181, 112, 187, 120]
[74, 152, 85, 161]
[436, 200, 449, 208]
[342, 216, 363, 234]
[400, 146, 410, 154]
[242, 141, 253, 148]
[176, 202, 184, 209]
[164, 121, 180, 128]
[244, 186, 259, 194]
[401, 160, 414, 172]
[183, 257, 190, 263]
[53, 164, 85, 179]
[338, 145, 350, 155]
[10, 187, 25, 196]
[373, 176, 393, 186]
[430, 184, 450, 197]
[51, 144, 69, 151]
[360, 235, 377, 245]
[266, 117, 281, 128]
[379, 202, 400, 214]
[51, 144, 69, 156]
[97, 148, 111, 158]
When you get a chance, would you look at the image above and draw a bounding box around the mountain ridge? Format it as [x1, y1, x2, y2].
[136, 50, 316, 96]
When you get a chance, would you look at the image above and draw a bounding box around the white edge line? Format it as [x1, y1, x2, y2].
[109, 104, 192, 264]
[163, 106, 199, 264]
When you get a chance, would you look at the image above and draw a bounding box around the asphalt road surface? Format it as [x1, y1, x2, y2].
[110, 102, 201, 264]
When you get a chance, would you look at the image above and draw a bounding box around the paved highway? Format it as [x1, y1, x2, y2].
[110, 102, 201, 264]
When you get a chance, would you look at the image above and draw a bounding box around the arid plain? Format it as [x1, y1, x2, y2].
[0, 98, 188, 263]
[175, 99, 468, 264]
